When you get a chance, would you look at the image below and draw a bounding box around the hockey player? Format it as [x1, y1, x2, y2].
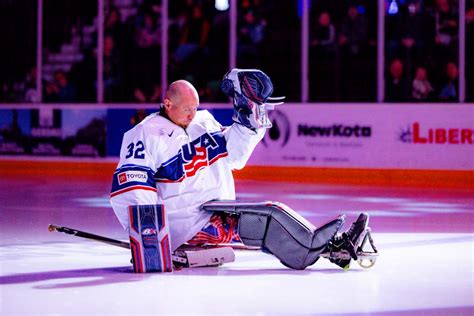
[110, 69, 373, 271]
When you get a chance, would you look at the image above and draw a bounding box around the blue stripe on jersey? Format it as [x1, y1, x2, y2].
[113, 164, 154, 174]
[154, 154, 185, 182]
[154, 131, 228, 182]
[111, 164, 157, 194]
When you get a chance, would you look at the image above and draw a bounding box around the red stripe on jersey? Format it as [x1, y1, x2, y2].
[185, 159, 208, 177]
[209, 152, 228, 165]
[110, 185, 157, 198]
[155, 175, 185, 183]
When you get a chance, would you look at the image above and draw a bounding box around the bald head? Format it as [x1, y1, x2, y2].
[165, 80, 199, 103]
[163, 80, 199, 128]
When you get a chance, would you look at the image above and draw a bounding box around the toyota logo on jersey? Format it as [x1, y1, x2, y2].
[117, 171, 148, 185]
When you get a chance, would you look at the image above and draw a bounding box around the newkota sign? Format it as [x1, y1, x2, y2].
[248, 104, 474, 171]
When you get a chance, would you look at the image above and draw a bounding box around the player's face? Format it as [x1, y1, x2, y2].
[166, 94, 199, 129]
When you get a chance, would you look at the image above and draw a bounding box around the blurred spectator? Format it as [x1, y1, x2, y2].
[434, 0, 458, 45]
[339, 5, 368, 56]
[240, 0, 255, 12]
[129, 6, 162, 103]
[0, 81, 25, 102]
[199, 80, 227, 102]
[134, 84, 162, 103]
[103, 35, 124, 102]
[130, 109, 148, 126]
[433, 0, 458, 62]
[396, 1, 434, 68]
[70, 48, 96, 102]
[310, 11, 336, 56]
[44, 80, 60, 103]
[174, 4, 210, 63]
[385, 58, 409, 102]
[105, 6, 125, 48]
[412, 66, 434, 101]
[205, 6, 230, 87]
[168, 1, 188, 53]
[0, 68, 38, 103]
[438, 61, 458, 101]
[54, 70, 77, 102]
[169, 2, 215, 97]
[0, 0, 37, 102]
[135, 10, 161, 49]
[466, 3, 474, 101]
[338, 5, 374, 101]
[24, 67, 39, 102]
[43, 70, 76, 103]
[238, 10, 267, 66]
[466, 0, 474, 50]
[309, 11, 337, 101]
[0, 83, 14, 102]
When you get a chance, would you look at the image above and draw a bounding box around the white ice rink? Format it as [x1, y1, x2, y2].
[1, 178, 473, 315]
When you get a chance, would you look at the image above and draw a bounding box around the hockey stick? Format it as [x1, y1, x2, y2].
[48, 224, 131, 249]
[48, 224, 258, 251]
[48, 224, 236, 268]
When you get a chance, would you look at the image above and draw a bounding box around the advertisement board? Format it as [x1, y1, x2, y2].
[0, 108, 107, 157]
[249, 104, 474, 170]
[1, 104, 472, 171]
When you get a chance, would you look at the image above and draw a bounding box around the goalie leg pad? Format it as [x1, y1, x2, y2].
[129, 204, 173, 273]
[201, 201, 344, 270]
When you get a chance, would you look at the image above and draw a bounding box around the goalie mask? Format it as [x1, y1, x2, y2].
[220, 69, 285, 131]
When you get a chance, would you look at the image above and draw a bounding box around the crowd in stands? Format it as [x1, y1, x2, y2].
[384, 0, 463, 102]
[309, 1, 377, 101]
[0, 0, 38, 102]
[74, 0, 230, 103]
[465, 0, 474, 101]
[0, 0, 473, 103]
[237, 0, 301, 100]
[168, 0, 229, 102]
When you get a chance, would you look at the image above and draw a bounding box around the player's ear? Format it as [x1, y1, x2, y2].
[163, 98, 172, 109]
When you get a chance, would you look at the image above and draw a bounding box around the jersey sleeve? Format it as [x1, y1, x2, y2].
[110, 125, 159, 231]
[223, 123, 265, 170]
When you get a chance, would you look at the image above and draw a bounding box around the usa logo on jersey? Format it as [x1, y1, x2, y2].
[155, 131, 228, 183]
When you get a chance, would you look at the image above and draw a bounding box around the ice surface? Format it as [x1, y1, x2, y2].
[1, 178, 473, 315]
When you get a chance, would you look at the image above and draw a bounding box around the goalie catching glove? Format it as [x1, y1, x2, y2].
[221, 68, 285, 131]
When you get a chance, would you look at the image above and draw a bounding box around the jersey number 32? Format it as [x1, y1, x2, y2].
[125, 141, 145, 159]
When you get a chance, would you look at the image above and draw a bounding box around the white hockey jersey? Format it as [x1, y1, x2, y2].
[110, 109, 264, 250]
